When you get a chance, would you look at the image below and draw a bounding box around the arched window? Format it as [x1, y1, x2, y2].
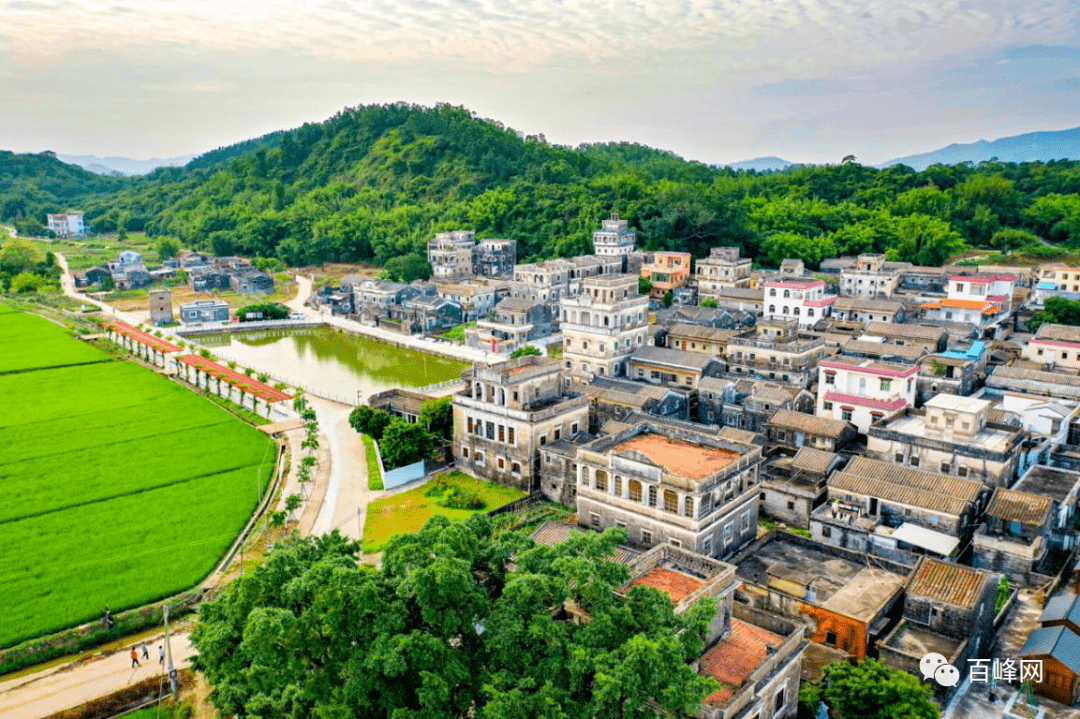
[595, 469, 608, 492]
[663, 490, 679, 513]
[794, 307, 800, 316]
[628, 480, 642, 502]
[783, 290, 791, 298]
[769, 305, 776, 313]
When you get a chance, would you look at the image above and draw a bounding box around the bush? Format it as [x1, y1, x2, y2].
[440, 487, 486, 510]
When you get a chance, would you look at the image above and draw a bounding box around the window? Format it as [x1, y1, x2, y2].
[910, 456, 920, 467]
[760, 491, 766, 500]
[822, 525, 832, 538]
[540, 434, 547, 445]
[590, 513, 600, 528]
[664, 489, 679, 513]
[498, 425, 505, 442]
[880, 378, 892, 391]
[941, 462, 950, 473]
[629, 480, 642, 502]
[742, 512, 752, 531]
[825, 631, 837, 646]
[498, 458, 505, 470]
[554, 427, 561, 441]
[724, 524, 734, 546]
[595, 470, 607, 491]
[641, 529, 653, 546]
[476, 451, 485, 465]
[684, 496, 694, 517]
[670, 539, 683, 548]
[895, 452, 904, 463]
[787, 501, 796, 511]
[685, 376, 693, 386]
[613, 475, 622, 496]
[486, 421, 495, 440]
[841, 408, 852, 421]
[823, 401, 833, 411]
[512, 462, 521, 473]
[467, 417, 474, 433]
[649, 486, 658, 506]
[824, 372, 835, 385]
[703, 537, 712, 554]
[774, 688, 785, 714]
[958, 466, 969, 477]
[507, 427, 515, 444]
[462, 446, 469, 458]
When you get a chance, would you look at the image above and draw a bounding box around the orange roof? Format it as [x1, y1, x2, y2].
[105, 321, 182, 354]
[939, 299, 999, 310]
[628, 566, 704, 603]
[178, 354, 293, 403]
[699, 619, 784, 705]
[613, 434, 738, 479]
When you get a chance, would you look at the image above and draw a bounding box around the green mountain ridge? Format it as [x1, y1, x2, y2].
[4, 103, 1080, 270]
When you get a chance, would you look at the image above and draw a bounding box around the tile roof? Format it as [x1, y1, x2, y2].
[629, 346, 716, 371]
[627, 566, 705, 603]
[950, 275, 993, 283]
[612, 433, 739, 480]
[835, 297, 904, 313]
[717, 427, 761, 445]
[908, 558, 987, 608]
[1035, 323, 1080, 343]
[791, 447, 839, 475]
[767, 408, 852, 438]
[844, 456, 985, 503]
[823, 392, 910, 411]
[1041, 594, 1080, 628]
[665, 323, 739, 343]
[105, 321, 182, 354]
[985, 487, 1052, 526]
[1020, 625, 1080, 676]
[764, 279, 826, 289]
[820, 359, 918, 378]
[698, 619, 784, 706]
[842, 339, 926, 361]
[529, 521, 638, 565]
[865, 322, 946, 341]
[828, 472, 972, 517]
[178, 355, 293, 403]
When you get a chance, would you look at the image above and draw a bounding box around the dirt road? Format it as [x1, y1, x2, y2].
[0, 633, 195, 719]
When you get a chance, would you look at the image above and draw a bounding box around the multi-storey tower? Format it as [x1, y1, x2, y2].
[560, 275, 649, 381]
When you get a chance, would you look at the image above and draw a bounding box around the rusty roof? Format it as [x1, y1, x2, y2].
[698, 619, 784, 706]
[908, 558, 987, 608]
[985, 487, 1052, 526]
[627, 566, 705, 604]
[612, 434, 738, 480]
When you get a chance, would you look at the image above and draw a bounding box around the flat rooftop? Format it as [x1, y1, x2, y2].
[881, 413, 1019, 452]
[627, 566, 705, 603]
[1016, 465, 1080, 504]
[698, 619, 784, 706]
[613, 434, 738, 479]
[888, 624, 962, 659]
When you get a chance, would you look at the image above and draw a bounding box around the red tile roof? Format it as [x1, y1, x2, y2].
[1030, 338, 1080, 348]
[764, 279, 825, 289]
[804, 295, 838, 308]
[178, 354, 292, 403]
[824, 392, 910, 411]
[105, 321, 183, 354]
[628, 567, 705, 603]
[699, 619, 784, 705]
[613, 433, 739, 480]
[908, 558, 986, 608]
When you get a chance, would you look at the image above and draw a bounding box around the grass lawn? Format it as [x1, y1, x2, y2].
[439, 321, 477, 341]
[363, 434, 383, 490]
[0, 311, 275, 648]
[363, 471, 525, 552]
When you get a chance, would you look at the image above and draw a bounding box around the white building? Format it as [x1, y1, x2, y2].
[46, 211, 85, 239]
[839, 254, 901, 299]
[560, 274, 649, 382]
[1024, 324, 1080, 372]
[922, 274, 1015, 334]
[592, 213, 637, 258]
[816, 358, 918, 434]
[1033, 264, 1080, 307]
[762, 278, 837, 329]
[697, 247, 753, 296]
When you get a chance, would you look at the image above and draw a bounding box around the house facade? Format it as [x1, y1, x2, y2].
[816, 358, 918, 435]
[697, 247, 753, 296]
[560, 275, 649, 382]
[762, 278, 837, 329]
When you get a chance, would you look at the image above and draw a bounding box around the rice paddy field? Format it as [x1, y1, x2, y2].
[0, 308, 276, 648]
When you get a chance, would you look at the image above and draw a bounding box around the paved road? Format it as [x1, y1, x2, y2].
[0, 633, 195, 719]
[310, 396, 371, 541]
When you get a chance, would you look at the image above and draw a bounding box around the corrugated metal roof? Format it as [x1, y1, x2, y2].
[767, 408, 852, 438]
[889, 523, 959, 556]
[985, 487, 1052, 526]
[791, 447, 839, 475]
[1040, 594, 1080, 628]
[908, 558, 986, 608]
[845, 456, 984, 504]
[1021, 625, 1080, 676]
[828, 472, 971, 517]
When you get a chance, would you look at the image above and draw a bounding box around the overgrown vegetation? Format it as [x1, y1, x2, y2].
[1028, 296, 1080, 332]
[235, 301, 290, 321]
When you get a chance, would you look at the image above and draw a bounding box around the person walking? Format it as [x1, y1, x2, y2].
[141, 641, 149, 660]
[158, 645, 165, 667]
[130, 648, 140, 668]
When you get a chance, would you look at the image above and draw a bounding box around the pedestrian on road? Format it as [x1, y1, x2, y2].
[159, 645, 165, 666]
[141, 641, 149, 660]
[130, 648, 140, 668]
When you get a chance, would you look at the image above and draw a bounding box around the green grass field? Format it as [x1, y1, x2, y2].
[363, 471, 525, 552]
[0, 311, 275, 649]
[363, 434, 383, 491]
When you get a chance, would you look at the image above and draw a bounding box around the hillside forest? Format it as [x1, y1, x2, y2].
[3, 103, 1080, 274]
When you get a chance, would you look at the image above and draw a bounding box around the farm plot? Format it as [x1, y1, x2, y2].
[0, 311, 111, 373]
[0, 312, 274, 648]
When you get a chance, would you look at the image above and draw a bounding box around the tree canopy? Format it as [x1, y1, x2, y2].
[1029, 296, 1080, 332]
[802, 658, 939, 719]
[191, 519, 720, 719]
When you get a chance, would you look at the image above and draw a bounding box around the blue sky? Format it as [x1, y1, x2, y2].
[1, 0, 1078, 164]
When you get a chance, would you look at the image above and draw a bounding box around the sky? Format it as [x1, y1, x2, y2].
[2, 0, 1079, 165]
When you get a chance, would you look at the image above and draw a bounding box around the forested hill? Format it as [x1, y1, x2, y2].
[0, 150, 126, 229]
[4, 103, 1080, 270]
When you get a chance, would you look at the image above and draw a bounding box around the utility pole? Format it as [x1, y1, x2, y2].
[163, 605, 177, 694]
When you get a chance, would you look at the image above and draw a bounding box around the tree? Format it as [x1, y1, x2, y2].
[0, 238, 37, 275]
[348, 405, 394, 440]
[990, 227, 1040, 252]
[1029, 296, 1080, 332]
[11, 272, 43, 293]
[638, 276, 653, 295]
[383, 253, 432, 283]
[419, 396, 454, 441]
[819, 658, 939, 719]
[996, 575, 1011, 613]
[155, 237, 181, 260]
[509, 345, 542, 359]
[380, 419, 434, 469]
[190, 519, 720, 719]
[236, 302, 289, 321]
[662, 290, 674, 308]
[699, 298, 717, 308]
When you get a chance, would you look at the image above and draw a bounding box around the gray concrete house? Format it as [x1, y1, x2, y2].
[764, 409, 857, 453]
[760, 447, 845, 529]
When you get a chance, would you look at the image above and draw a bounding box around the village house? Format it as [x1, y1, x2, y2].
[816, 358, 918, 434]
[560, 274, 649, 382]
[839, 337, 927, 365]
[591, 213, 638, 264]
[707, 286, 765, 315]
[47, 211, 85, 238]
[831, 296, 906, 324]
[915, 341, 987, 403]
[732, 531, 910, 661]
[581, 377, 690, 435]
[1014, 465, 1080, 553]
[639, 251, 692, 302]
[699, 379, 814, 431]
[759, 446, 845, 529]
[1024, 323, 1080, 371]
[878, 559, 999, 702]
[353, 278, 416, 322]
[985, 365, 1080, 404]
[921, 274, 1015, 337]
[435, 278, 507, 322]
[188, 266, 232, 291]
[573, 419, 764, 558]
[664, 322, 740, 357]
[427, 231, 516, 280]
[863, 321, 949, 353]
[1032, 263, 1080, 307]
[866, 394, 1026, 487]
[452, 356, 590, 492]
[464, 298, 553, 354]
[1019, 593, 1080, 705]
[972, 486, 1055, 584]
[696, 247, 753, 297]
[661, 305, 756, 331]
[388, 293, 462, 334]
[310, 285, 354, 315]
[764, 409, 856, 454]
[627, 346, 723, 390]
[762, 278, 838, 329]
[810, 455, 987, 561]
[779, 258, 805, 277]
[839, 254, 901, 299]
[723, 317, 832, 389]
[178, 299, 230, 324]
[368, 388, 429, 424]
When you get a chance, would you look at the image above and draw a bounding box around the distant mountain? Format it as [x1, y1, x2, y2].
[882, 127, 1080, 171]
[717, 156, 793, 172]
[56, 153, 196, 176]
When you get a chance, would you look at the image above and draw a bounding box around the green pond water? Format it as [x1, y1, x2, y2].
[197, 326, 470, 401]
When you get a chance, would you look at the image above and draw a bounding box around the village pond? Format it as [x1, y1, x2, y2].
[197, 326, 470, 401]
